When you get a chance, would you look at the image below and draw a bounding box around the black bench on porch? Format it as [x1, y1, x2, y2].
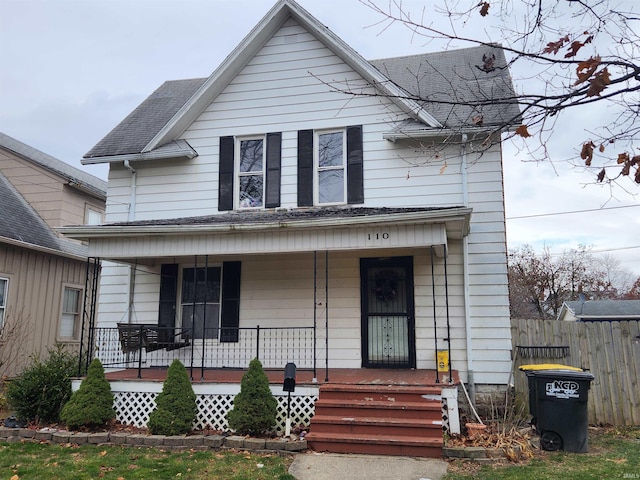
[117, 323, 191, 353]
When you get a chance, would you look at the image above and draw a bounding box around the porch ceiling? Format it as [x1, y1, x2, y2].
[59, 206, 471, 260]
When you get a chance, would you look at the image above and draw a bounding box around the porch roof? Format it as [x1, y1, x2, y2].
[59, 206, 471, 260]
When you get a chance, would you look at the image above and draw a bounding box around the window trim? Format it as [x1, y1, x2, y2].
[177, 264, 223, 340]
[58, 284, 83, 341]
[235, 135, 266, 210]
[314, 129, 347, 206]
[0, 276, 8, 331]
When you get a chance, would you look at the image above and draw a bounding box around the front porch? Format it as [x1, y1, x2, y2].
[93, 366, 460, 457]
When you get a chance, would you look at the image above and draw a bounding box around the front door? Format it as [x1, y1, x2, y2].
[360, 257, 416, 368]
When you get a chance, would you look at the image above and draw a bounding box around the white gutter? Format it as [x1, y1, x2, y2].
[59, 207, 472, 240]
[461, 133, 476, 403]
[82, 143, 197, 165]
[0, 235, 87, 262]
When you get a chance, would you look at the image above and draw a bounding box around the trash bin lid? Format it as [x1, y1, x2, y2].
[519, 363, 583, 372]
[524, 369, 595, 381]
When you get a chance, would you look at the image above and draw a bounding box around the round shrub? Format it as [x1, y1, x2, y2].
[147, 359, 197, 435]
[60, 358, 115, 430]
[226, 358, 277, 436]
[5, 346, 77, 424]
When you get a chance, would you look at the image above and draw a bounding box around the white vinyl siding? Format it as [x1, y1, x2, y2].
[97, 18, 512, 384]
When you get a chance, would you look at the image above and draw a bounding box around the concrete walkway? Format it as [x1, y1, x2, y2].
[288, 452, 448, 480]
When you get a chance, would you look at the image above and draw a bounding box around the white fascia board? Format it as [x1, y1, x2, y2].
[58, 207, 472, 241]
[144, 0, 441, 152]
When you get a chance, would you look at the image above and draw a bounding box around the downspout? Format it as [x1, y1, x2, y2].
[124, 160, 137, 222]
[124, 160, 137, 327]
[461, 133, 476, 406]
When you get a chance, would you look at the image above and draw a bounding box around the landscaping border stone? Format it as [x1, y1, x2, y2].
[443, 444, 524, 462]
[0, 427, 307, 453]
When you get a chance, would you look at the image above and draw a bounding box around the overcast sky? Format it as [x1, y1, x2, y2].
[1, 0, 639, 277]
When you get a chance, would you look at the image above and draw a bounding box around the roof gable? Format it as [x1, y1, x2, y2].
[142, 0, 440, 153]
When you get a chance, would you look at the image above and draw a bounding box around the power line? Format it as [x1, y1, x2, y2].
[506, 203, 639, 220]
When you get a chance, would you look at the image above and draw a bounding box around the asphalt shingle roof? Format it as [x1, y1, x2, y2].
[564, 300, 640, 319]
[84, 78, 207, 159]
[0, 132, 106, 198]
[369, 44, 521, 129]
[106, 206, 463, 227]
[84, 45, 519, 159]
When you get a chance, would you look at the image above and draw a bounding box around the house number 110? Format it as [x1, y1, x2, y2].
[367, 232, 390, 240]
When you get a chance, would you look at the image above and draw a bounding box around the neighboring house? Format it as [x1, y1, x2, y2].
[558, 300, 640, 321]
[60, 0, 519, 453]
[0, 132, 106, 377]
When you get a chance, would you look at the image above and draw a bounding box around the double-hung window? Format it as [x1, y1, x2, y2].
[238, 138, 265, 209]
[180, 267, 221, 339]
[316, 131, 346, 204]
[158, 262, 241, 343]
[0, 277, 7, 330]
[59, 286, 81, 339]
[297, 125, 363, 207]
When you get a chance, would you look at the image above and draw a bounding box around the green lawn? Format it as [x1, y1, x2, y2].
[444, 427, 640, 480]
[0, 442, 295, 480]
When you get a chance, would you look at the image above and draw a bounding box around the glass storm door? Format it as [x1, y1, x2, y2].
[360, 257, 416, 368]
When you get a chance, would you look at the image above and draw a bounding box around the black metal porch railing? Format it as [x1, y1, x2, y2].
[93, 324, 316, 379]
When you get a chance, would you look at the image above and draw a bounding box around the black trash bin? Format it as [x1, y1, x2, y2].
[521, 366, 594, 453]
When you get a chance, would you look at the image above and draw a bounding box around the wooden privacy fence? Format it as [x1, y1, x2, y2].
[511, 318, 640, 426]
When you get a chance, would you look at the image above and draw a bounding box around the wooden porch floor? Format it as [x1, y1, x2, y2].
[104, 367, 459, 386]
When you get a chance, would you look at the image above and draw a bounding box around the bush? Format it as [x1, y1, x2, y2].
[60, 358, 115, 430]
[147, 359, 197, 435]
[5, 346, 77, 424]
[226, 358, 277, 436]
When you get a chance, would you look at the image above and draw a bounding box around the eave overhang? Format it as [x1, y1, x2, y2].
[60, 207, 471, 240]
[82, 140, 198, 165]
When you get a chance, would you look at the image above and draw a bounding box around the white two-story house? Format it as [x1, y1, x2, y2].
[61, 0, 519, 455]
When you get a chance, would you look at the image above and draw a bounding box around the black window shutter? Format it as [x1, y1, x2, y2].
[158, 264, 178, 328]
[220, 261, 241, 342]
[265, 132, 282, 208]
[219, 136, 235, 211]
[347, 125, 364, 204]
[297, 129, 314, 207]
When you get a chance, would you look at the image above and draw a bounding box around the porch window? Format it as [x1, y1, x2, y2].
[180, 267, 221, 339]
[0, 277, 7, 330]
[59, 286, 81, 339]
[316, 131, 346, 204]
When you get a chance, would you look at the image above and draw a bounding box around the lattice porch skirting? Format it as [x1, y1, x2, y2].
[72, 380, 319, 435]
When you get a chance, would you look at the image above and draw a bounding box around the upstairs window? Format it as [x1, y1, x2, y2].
[238, 138, 265, 208]
[0, 277, 7, 330]
[316, 131, 346, 204]
[219, 133, 282, 211]
[85, 207, 103, 225]
[298, 125, 363, 207]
